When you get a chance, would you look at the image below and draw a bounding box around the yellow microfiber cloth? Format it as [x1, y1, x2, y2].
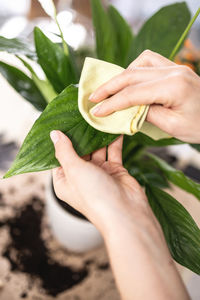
[78, 57, 169, 140]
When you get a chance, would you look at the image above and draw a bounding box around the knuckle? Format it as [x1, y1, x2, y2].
[141, 49, 154, 58]
[122, 86, 134, 106]
[159, 113, 178, 136]
[103, 84, 111, 95]
[123, 68, 133, 83]
[179, 64, 192, 75]
[104, 77, 120, 94]
[171, 71, 190, 96]
[137, 50, 156, 67]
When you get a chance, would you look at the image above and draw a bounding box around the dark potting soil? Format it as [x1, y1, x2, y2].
[2, 196, 88, 297]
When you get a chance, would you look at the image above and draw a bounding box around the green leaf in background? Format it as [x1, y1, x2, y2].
[0, 36, 37, 60]
[148, 153, 200, 201]
[4, 85, 117, 178]
[0, 61, 47, 111]
[122, 136, 170, 188]
[34, 27, 78, 94]
[146, 185, 200, 274]
[128, 165, 170, 189]
[17, 56, 57, 103]
[128, 132, 183, 147]
[127, 2, 191, 63]
[91, 0, 116, 63]
[108, 5, 134, 67]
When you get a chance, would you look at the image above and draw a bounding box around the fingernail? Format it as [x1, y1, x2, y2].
[89, 92, 95, 101]
[50, 130, 59, 144]
[91, 105, 101, 115]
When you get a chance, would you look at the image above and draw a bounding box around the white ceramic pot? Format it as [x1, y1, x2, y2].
[45, 177, 103, 253]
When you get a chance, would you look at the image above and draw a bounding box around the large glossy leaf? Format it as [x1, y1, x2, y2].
[148, 153, 200, 201]
[0, 61, 47, 111]
[4, 85, 117, 178]
[127, 2, 191, 63]
[91, 0, 116, 63]
[146, 185, 200, 274]
[0, 36, 36, 60]
[108, 5, 134, 67]
[34, 27, 78, 94]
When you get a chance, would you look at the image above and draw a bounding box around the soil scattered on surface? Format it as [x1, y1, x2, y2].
[2, 196, 88, 297]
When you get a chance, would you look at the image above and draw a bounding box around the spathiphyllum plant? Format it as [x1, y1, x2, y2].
[1, 0, 200, 273]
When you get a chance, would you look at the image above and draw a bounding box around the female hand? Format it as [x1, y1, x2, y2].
[90, 50, 200, 143]
[50, 130, 152, 232]
[50, 130, 189, 300]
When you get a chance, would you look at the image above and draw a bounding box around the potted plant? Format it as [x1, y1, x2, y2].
[1, 0, 200, 274]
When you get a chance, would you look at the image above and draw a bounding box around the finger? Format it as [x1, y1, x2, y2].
[146, 104, 179, 136]
[92, 76, 176, 117]
[128, 49, 175, 69]
[89, 50, 176, 103]
[91, 147, 106, 165]
[50, 130, 84, 174]
[107, 135, 123, 164]
[90, 66, 178, 105]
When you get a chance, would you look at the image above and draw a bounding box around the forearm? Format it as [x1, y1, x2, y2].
[101, 207, 190, 300]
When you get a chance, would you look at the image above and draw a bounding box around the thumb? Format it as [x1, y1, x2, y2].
[50, 130, 82, 171]
[147, 105, 178, 136]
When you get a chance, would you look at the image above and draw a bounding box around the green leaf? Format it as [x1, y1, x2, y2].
[0, 36, 36, 60]
[127, 2, 191, 63]
[146, 185, 200, 274]
[148, 153, 200, 201]
[17, 56, 57, 103]
[108, 5, 134, 67]
[4, 85, 117, 178]
[123, 135, 144, 164]
[91, 0, 116, 63]
[129, 132, 183, 147]
[129, 165, 169, 189]
[34, 27, 78, 94]
[0, 61, 47, 111]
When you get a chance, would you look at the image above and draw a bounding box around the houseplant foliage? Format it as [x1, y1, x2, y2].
[1, 0, 200, 274]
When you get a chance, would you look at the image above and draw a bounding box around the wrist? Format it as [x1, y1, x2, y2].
[95, 196, 162, 244]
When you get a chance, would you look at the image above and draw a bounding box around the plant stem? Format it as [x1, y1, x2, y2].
[54, 13, 69, 56]
[169, 7, 200, 61]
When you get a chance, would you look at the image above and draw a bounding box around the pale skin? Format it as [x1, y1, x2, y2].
[50, 50, 200, 300]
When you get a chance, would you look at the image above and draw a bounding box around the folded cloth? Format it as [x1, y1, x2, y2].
[78, 57, 170, 140]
